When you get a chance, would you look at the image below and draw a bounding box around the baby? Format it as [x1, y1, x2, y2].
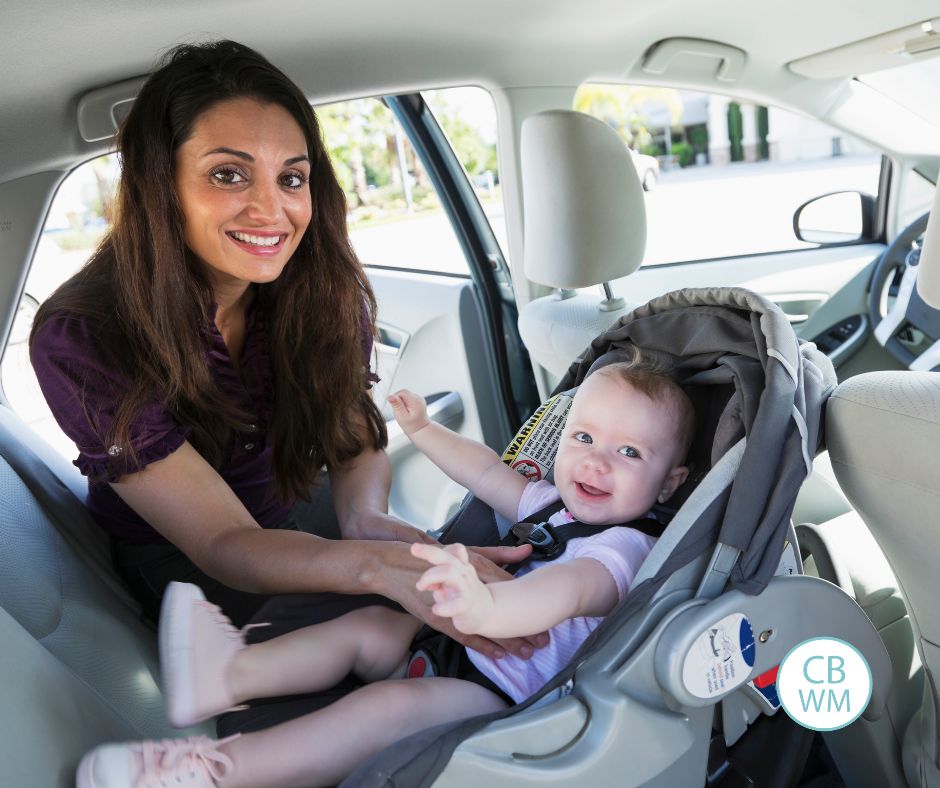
[78, 360, 695, 788]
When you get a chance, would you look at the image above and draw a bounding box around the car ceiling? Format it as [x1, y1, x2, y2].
[2, 0, 940, 180]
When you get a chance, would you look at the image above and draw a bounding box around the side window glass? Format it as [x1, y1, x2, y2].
[423, 87, 508, 262]
[2, 155, 119, 459]
[318, 97, 470, 275]
[574, 84, 883, 266]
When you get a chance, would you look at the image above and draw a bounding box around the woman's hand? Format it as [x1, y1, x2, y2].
[331, 445, 437, 545]
[374, 541, 548, 659]
[413, 542, 495, 634]
[387, 389, 429, 436]
[463, 546, 551, 656]
[350, 510, 439, 545]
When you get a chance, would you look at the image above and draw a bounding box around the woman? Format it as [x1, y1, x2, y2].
[29, 40, 530, 656]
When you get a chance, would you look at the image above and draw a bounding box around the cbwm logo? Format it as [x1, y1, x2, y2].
[777, 637, 873, 731]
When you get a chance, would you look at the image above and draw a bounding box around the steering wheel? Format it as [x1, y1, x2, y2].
[868, 210, 940, 371]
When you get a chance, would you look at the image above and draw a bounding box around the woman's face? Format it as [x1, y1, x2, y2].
[174, 97, 313, 299]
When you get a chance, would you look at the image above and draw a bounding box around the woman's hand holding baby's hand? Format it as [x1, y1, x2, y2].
[412, 542, 495, 635]
[388, 390, 430, 436]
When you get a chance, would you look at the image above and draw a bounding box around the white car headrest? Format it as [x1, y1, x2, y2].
[521, 110, 646, 290]
[918, 184, 940, 309]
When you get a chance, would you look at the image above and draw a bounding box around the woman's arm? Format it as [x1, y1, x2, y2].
[111, 441, 392, 594]
[389, 390, 528, 522]
[329, 414, 550, 656]
[112, 442, 535, 656]
[330, 392, 436, 544]
[330, 443, 436, 545]
[413, 542, 621, 638]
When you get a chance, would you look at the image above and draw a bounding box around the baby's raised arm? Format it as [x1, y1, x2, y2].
[389, 390, 529, 523]
[412, 542, 620, 638]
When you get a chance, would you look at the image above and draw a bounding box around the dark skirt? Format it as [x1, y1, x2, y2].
[110, 476, 404, 734]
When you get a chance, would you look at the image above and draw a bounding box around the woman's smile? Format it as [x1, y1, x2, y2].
[226, 230, 288, 255]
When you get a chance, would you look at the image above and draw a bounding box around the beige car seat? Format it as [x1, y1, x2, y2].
[517, 110, 647, 382]
[826, 182, 940, 787]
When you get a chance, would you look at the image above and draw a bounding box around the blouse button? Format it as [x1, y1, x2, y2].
[244, 443, 255, 452]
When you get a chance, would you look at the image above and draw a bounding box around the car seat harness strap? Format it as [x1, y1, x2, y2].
[504, 499, 664, 573]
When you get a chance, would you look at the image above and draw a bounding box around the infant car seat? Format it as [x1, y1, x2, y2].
[340, 287, 895, 788]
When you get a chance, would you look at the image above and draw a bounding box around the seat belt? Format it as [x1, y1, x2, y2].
[501, 499, 665, 574]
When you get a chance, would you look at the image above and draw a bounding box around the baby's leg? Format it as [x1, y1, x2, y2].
[229, 606, 423, 703]
[163, 584, 425, 727]
[220, 677, 508, 788]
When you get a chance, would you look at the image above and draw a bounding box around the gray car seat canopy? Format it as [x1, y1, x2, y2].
[567, 287, 833, 595]
[341, 286, 839, 788]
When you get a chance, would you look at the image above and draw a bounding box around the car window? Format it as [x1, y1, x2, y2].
[575, 84, 883, 266]
[422, 87, 508, 262]
[318, 94, 474, 276]
[1, 154, 119, 459]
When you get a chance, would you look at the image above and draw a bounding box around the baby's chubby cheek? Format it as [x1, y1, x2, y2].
[552, 451, 574, 484]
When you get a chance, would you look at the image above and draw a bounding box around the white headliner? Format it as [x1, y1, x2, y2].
[2, 0, 940, 180]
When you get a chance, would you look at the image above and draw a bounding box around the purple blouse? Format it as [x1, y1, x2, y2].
[30, 299, 376, 544]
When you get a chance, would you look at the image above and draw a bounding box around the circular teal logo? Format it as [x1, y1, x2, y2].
[777, 637, 872, 731]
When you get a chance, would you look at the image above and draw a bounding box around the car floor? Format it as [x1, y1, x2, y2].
[798, 736, 847, 788]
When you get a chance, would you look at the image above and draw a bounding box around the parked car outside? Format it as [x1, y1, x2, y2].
[630, 148, 660, 190]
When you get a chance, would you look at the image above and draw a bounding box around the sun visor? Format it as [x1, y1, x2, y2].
[789, 17, 940, 80]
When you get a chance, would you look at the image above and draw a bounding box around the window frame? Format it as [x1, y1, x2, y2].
[385, 93, 538, 432]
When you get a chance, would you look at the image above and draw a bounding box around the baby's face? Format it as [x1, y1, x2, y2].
[553, 373, 686, 525]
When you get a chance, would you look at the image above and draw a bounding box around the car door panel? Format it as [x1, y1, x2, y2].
[368, 267, 504, 531]
[617, 244, 882, 307]
[608, 243, 891, 374]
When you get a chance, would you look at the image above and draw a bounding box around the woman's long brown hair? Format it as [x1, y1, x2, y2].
[31, 40, 386, 501]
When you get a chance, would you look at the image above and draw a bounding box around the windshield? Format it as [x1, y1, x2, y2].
[857, 57, 940, 133]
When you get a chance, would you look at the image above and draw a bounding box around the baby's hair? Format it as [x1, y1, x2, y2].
[589, 348, 696, 463]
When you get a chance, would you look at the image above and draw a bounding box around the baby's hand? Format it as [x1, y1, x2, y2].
[412, 542, 495, 634]
[388, 389, 430, 436]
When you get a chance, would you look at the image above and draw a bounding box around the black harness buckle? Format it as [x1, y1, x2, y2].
[510, 520, 564, 559]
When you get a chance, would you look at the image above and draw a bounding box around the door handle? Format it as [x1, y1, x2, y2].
[375, 321, 409, 356]
[766, 292, 826, 326]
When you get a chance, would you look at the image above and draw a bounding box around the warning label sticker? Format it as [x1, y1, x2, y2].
[681, 613, 756, 700]
[501, 394, 573, 482]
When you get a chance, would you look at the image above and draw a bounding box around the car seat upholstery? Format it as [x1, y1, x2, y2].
[824, 183, 940, 788]
[797, 511, 923, 788]
[0, 404, 210, 787]
[828, 370, 940, 787]
[517, 109, 647, 382]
